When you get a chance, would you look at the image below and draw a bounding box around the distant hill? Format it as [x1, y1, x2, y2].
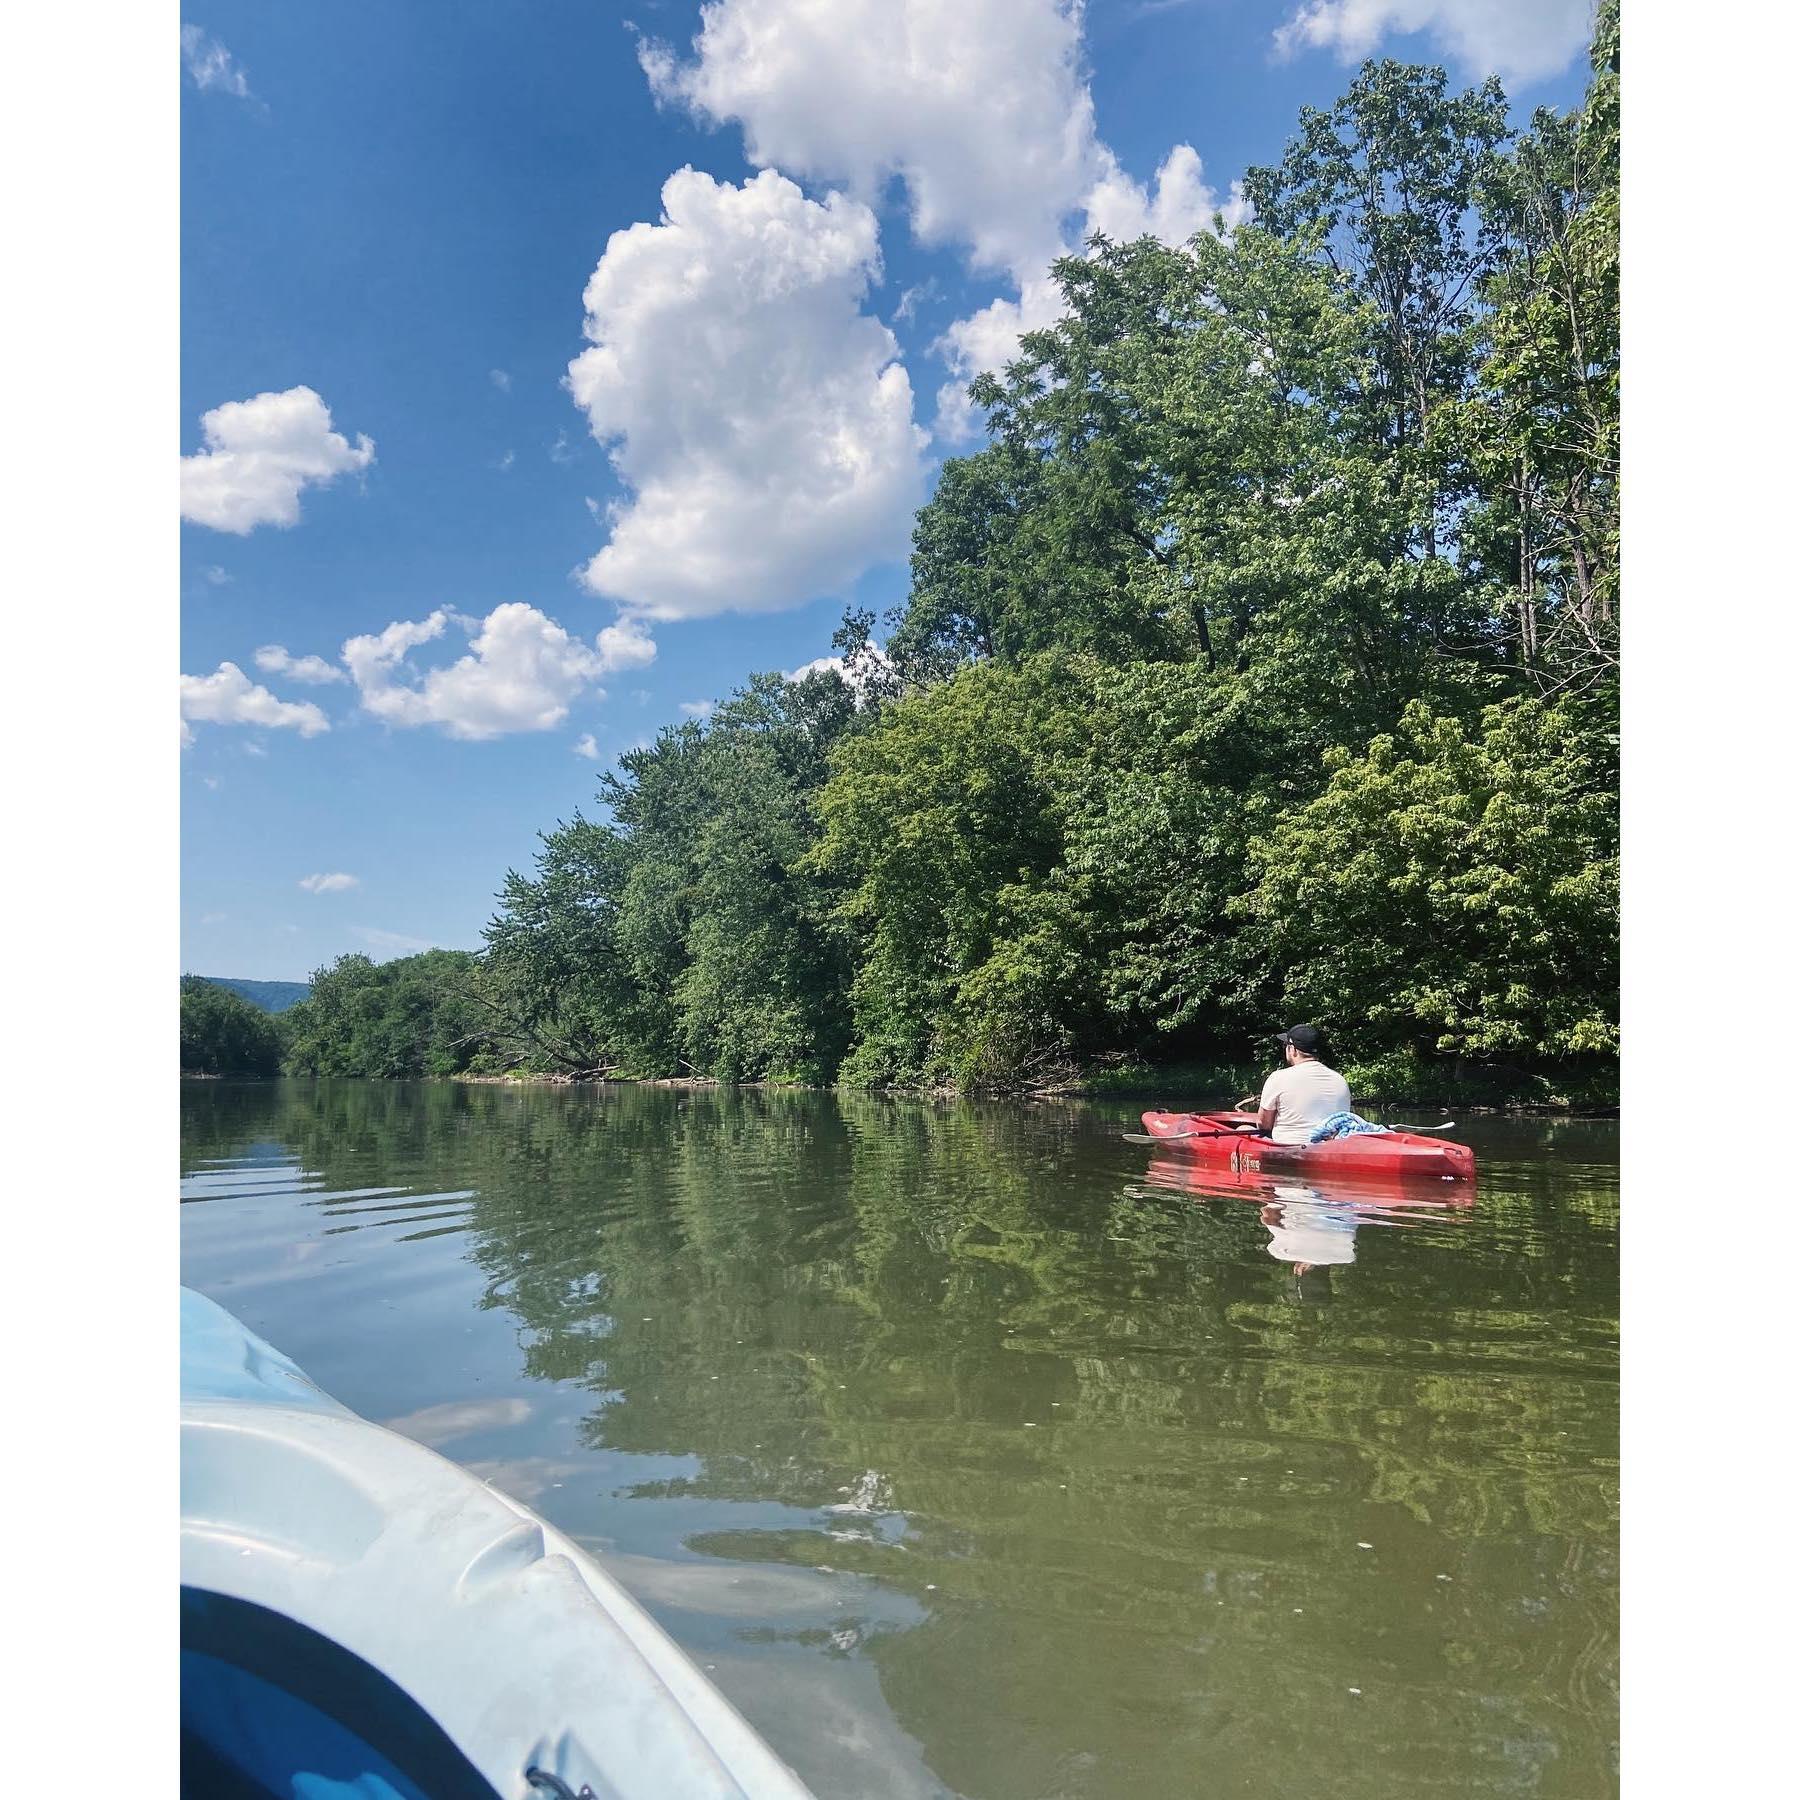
[190, 976, 311, 1014]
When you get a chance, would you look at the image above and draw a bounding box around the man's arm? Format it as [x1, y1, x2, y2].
[1256, 1074, 1279, 1137]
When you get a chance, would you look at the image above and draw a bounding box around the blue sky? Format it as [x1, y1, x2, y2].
[180, 0, 1593, 982]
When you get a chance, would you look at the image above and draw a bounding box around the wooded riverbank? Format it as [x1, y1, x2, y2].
[448, 1059, 1616, 1112]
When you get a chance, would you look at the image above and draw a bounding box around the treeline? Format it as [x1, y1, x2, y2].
[202, 17, 1620, 1098]
[182, 954, 505, 1079]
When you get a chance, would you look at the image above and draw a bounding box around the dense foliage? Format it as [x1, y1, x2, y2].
[483, 671, 859, 1084]
[262, 15, 1621, 1095]
[281, 951, 501, 1078]
[180, 975, 284, 1076]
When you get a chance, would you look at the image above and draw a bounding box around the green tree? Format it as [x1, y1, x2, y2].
[811, 655, 1098, 1086]
[1243, 59, 1511, 474]
[281, 950, 498, 1077]
[894, 206, 1496, 751]
[484, 815, 658, 1074]
[1242, 698, 1617, 1063]
[1459, 0, 1619, 687]
[675, 679, 856, 1082]
[484, 669, 860, 1081]
[180, 976, 284, 1076]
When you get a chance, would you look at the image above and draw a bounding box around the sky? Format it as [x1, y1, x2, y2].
[180, 0, 1594, 982]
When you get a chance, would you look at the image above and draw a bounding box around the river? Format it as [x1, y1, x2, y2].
[181, 1078, 1618, 1799]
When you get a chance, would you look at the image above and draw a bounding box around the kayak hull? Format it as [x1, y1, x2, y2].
[1140, 1148, 1477, 1211]
[1140, 1110, 1476, 1182]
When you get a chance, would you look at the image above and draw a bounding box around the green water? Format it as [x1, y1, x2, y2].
[181, 1079, 1618, 1799]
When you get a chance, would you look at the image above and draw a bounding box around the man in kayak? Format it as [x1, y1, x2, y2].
[1256, 1024, 1353, 1144]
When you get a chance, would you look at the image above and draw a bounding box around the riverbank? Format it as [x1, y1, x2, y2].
[448, 1056, 1618, 1115]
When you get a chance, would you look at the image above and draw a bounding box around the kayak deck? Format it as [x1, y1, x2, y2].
[1140, 1110, 1476, 1182]
[180, 1287, 815, 1799]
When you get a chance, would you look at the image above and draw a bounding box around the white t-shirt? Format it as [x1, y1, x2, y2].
[1259, 1059, 1353, 1144]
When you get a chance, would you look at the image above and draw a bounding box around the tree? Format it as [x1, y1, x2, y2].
[1459, 0, 1619, 688]
[811, 656, 1098, 1086]
[1243, 60, 1511, 475]
[484, 817, 652, 1074]
[483, 670, 861, 1081]
[180, 976, 284, 1076]
[1242, 698, 1617, 1063]
[675, 681, 856, 1083]
[281, 950, 499, 1077]
[892, 245, 1199, 682]
[892, 211, 1497, 750]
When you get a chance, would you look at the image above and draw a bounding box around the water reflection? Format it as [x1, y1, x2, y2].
[182, 1080, 1618, 1800]
[1138, 1149, 1481, 1286]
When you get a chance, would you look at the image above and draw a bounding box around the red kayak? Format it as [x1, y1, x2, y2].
[1140, 1110, 1476, 1182]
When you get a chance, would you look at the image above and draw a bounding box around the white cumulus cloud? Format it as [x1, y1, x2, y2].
[568, 167, 926, 619]
[1273, 0, 1592, 86]
[572, 733, 602, 759]
[641, 0, 1097, 277]
[299, 872, 359, 894]
[596, 615, 658, 671]
[181, 386, 375, 534]
[341, 602, 649, 740]
[638, 2, 1243, 442]
[1083, 143, 1248, 250]
[180, 663, 331, 741]
[254, 645, 347, 685]
[181, 24, 254, 99]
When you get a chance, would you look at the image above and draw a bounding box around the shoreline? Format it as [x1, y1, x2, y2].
[194, 1067, 1615, 1116]
[447, 1068, 1617, 1117]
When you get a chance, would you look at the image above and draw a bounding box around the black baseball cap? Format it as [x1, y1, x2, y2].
[1276, 1023, 1324, 1054]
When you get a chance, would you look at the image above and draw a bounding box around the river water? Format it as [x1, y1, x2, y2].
[181, 1079, 1618, 1799]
